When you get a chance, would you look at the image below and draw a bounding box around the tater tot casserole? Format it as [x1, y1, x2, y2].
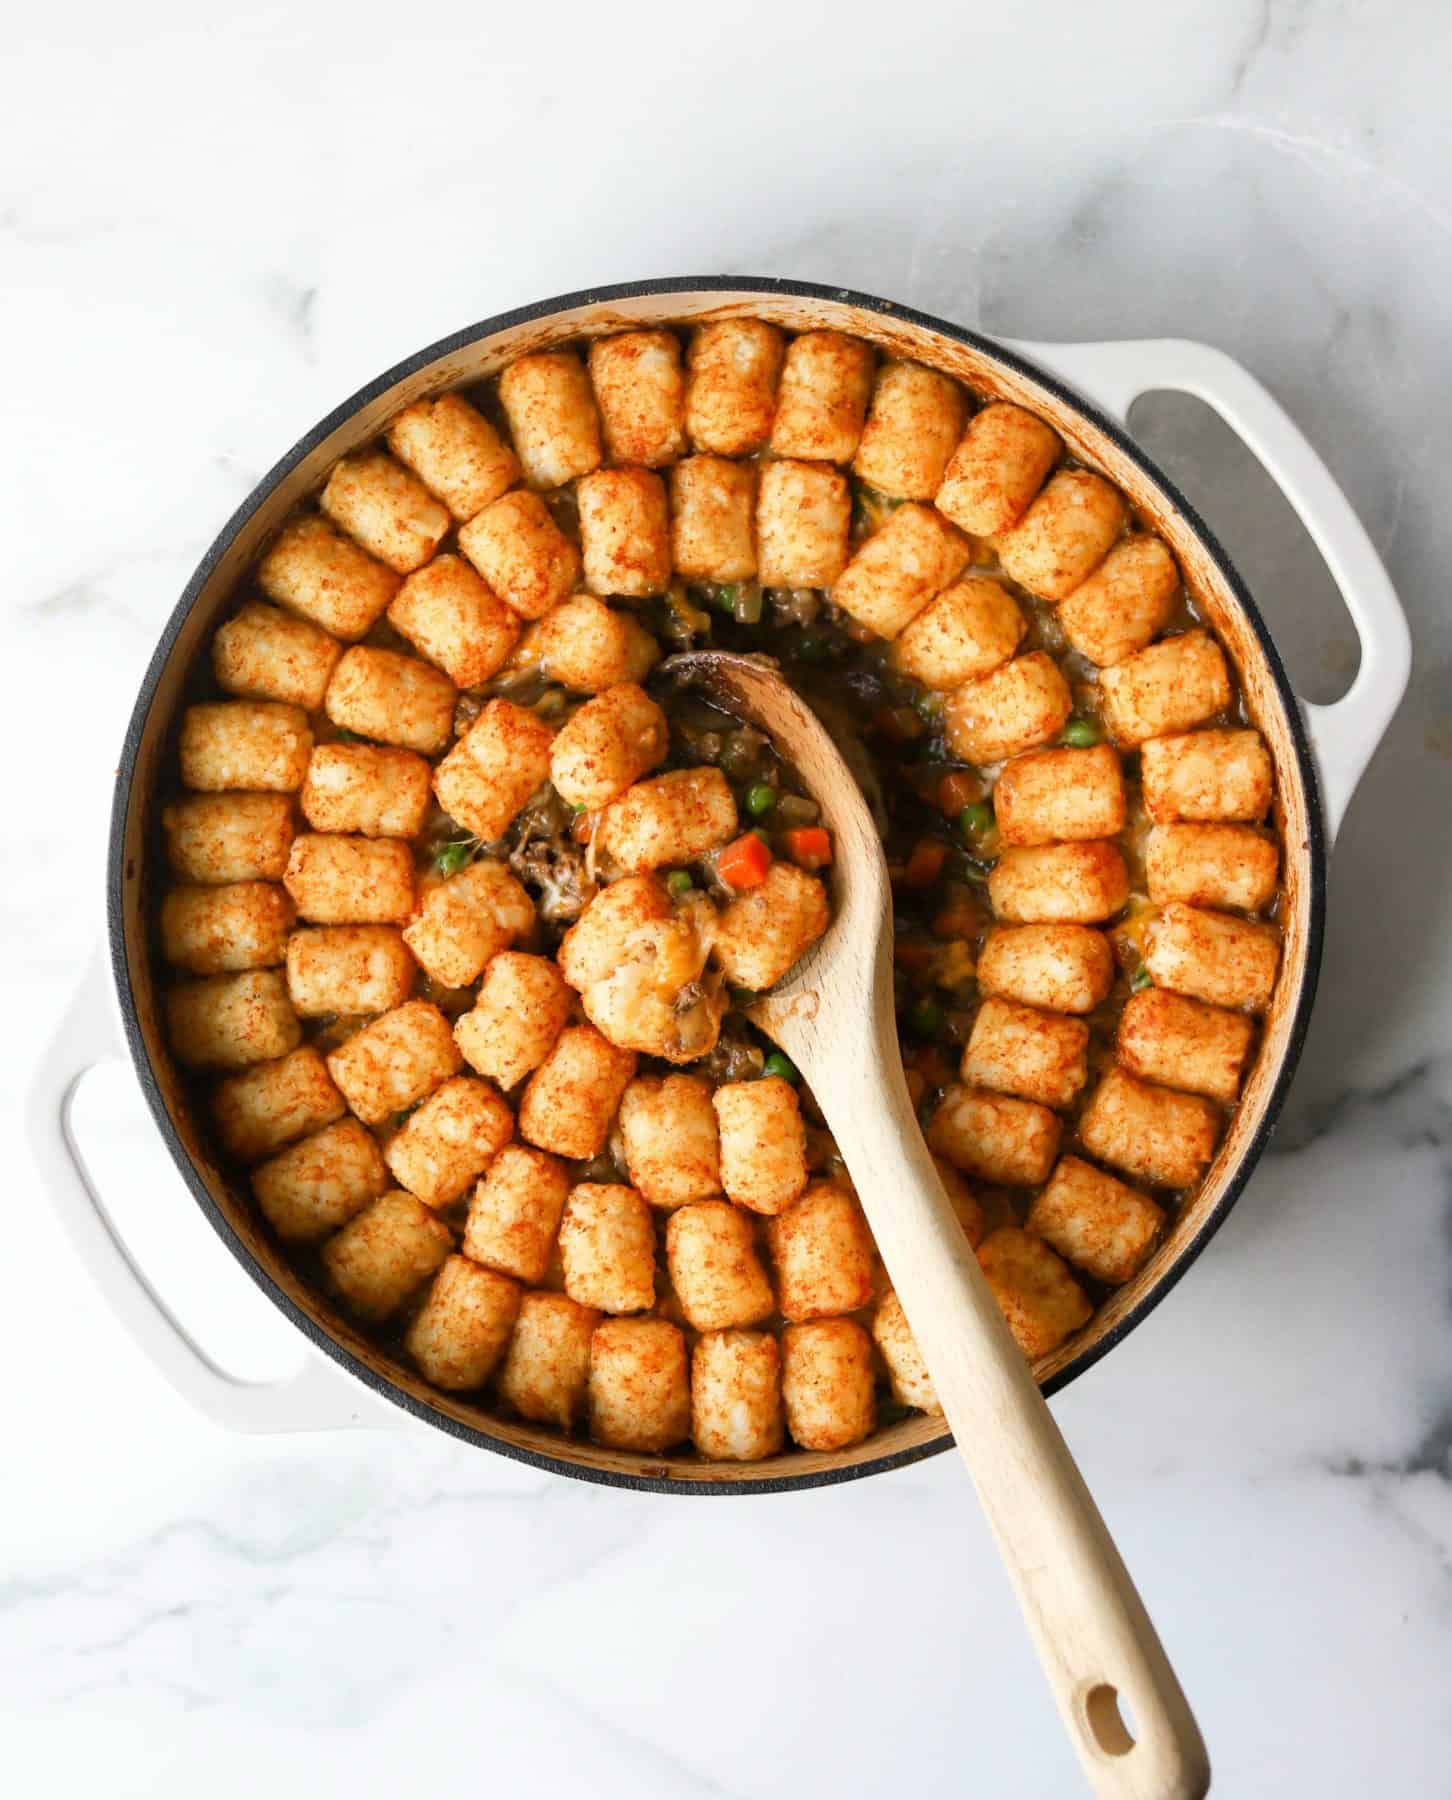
[121, 282, 1323, 1487]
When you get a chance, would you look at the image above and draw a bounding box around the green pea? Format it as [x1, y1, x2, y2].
[910, 995, 944, 1039]
[1130, 965, 1154, 992]
[958, 802, 994, 838]
[1062, 716, 1102, 748]
[762, 1051, 799, 1085]
[744, 782, 777, 818]
[716, 584, 738, 612]
[914, 691, 945, 723]
[730, 986, 760, 1009]
[435, 840, 475, 876]
[665, 870, 694, 898]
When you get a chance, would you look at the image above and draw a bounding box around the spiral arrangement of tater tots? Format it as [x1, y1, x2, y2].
[159, 314, 1283, 1462]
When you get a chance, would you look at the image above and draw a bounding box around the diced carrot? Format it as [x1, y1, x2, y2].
[899, 837, 947, 889]
[783, 826, 832, 871]
[873, 705, 923, 744]
[570, 810, 594, 843]
[893, 941, 937, 975]
[936, 770, 983, 818]
[717, 832, 773, 889]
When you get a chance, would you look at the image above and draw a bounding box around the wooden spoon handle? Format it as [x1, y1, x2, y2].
[814, 1036, 1209, 1800]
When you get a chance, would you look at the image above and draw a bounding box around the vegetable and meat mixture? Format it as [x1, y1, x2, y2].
[157, 318, 1282, 1461]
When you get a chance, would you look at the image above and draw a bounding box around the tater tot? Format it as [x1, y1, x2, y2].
[463, 1143, 571, 1284]
[324, 646, 456, 756]
[325, 999, 463, 1126]
[712, 860, 830, 991]
[1079, 1067, 1220, 1189]
[320, 452, 450, 574]
[558, 873, 671, 990]
[432, 699, 555, 842]
[165, 969, 300, 1071]
[300, 743, 432, 839]
[386, 391, 520, 521]
[936, 1155, 987, 1249]
[1058, 535, 1180, 666]
[994, 744, 1127, 846]
[667, 1201, 774, 1331]
[588, 1317, 690, 1452]
[669, 456, 757, 583]
[579, 903, 723, 1065]
[213, 601, 342, 711]
[1144, 901, 1280, 1012]
[498, 1290, 599, 1429]
[685, 318, 784, 455]
[576, 467, 672, 597]
[212, 1046, 346, 1165]
[322, 1189, 454, 1322]
[891, 576, 1026, 689]
[832, 503, 971, 640]
[853, 360, 968, 500]
[533, 595, 660, 693]
[996, 468, 1126, 600]
[766, 1179, 875, 1323]
[1099, 630, 1232, 747]
[780, 1318, 875, 1451]
[161, 881, 294, 974]
[1145, 824, 1279, 912]
[691, 1330, 784, 1460]
[755, 458, 852, 588]
[454, 953, 572, 1091]
[872, 1291, 938, 1414]
[404, 1255, 520, 1390]
[179, 701, 312, 794]
[713, 1075, 809, 1216]
[987, 841, 1130, 925]
[458, 489, 582, 620]
[770, 331, 875, 463]
[497, 350, 602, 489]
[1027, 1157, 1165, 1286]
[163, 793, 295, 886]
[549, 682, 669, 810]
[977, 923, 1114, 1014]
[384, 1074, 514, 1207]
[285, 924, 415, 1016]
[976, 1228, 1091, 1359]
[619, 1074, 722, 1207]
[935, 403, 1061, 536]
[283, 833, 415, 925]
[559, 1182, 655, 1314]
[403, 858, 533, 989]
[519, 1025, 636, 1160]
[256, 514, 401, 641]
[960, 996, 1090, 1110]
[944, 651, 1072, 763]
[597, 767, 737, 873]
[1141, 729, 1273, 824]
[588, 330, 687, 467]
[926, 1085, 1061, 1186]
[252, 1117, 388, 1241]
[386, 554, 520, 688]
[1117, 986, 1256, 1105]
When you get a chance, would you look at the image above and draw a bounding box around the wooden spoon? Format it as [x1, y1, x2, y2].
[664, 650, 1210, 1800]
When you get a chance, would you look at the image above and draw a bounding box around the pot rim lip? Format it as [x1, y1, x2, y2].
[106, 273, 1327, 1496]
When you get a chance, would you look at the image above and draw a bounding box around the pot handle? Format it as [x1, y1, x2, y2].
[1007, 336, 1411, 843]
[27, 945, 397, 1435]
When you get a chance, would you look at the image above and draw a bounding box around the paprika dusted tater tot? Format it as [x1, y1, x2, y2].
[212, 1046, 346, 1165]
[519, 1026, 636, 1160]
[432, 699, 554, 843]
[497, 350, 602, 489]
[1027, 1157, 1165, 1287]
[891, 577, 1026, 690]
[1058, 535, 1179, 667]
[384, 1075, 514, 1208]
[403, 858, 534, 990]
[257, 515, 400, 641]
[597, 767, 737, 873]
[577, 467, 672, 598]
[853, 360, 967, 500]
[498, 1291, 599, 1429]
[589, 330, 688, 468]
[533, 595, 660, 693]
[833, 503, 971, 640]
[960, 996, 1090, 1110]
[165, 969, 301, 1071]
[325, 1000, 462, 1127]
[781, 1319, 875, 1451]
[464, 1144, 572, 1285]
[691, 1330, 784, 1461]
[161, 881, 294, 975]
[458, 490, 581, 620]
[212, 601, 341, 711]
[320, 453, 451, 574]
[1145, 824, 1279, 913]
[179, 701, 312, 794]
[252, 1117, 388, 1242]
[285, 924, 415, 1017]
[976, 1229, 1091, 1360]
[670, 455, 757, 583]
[1117, 987, 1256, 1106]
[558, 873, 672, 990]
[977, 923, 1114, 1014]
[756, 457, 852, 588]
[686, 318, 784, 455]
[588, 1317, 690, 1452]
[935, 403, 1061, 536]
[712, 862, 829, 991]
[300, 743, 432, 839]
[925, 1085, 1061, 1186]
[1079, 1067, 1219, 1190]
[405, 1256, 521, 1391]
[770, 330, 875, 463]
[164, 793, 294, 885]
[667, 1201, 774, 1332]
[996, 468, 1126, 600]
[945, 652, 1072, 763]
[387, 554, 520, 688]
[1144, 902, 1281, 1012]
[987, 841, 1130, 925]
[549, 682, 669, 811]
[619, 1074, 722, 1207]
[284, 834, 415, 925]
[766, 1179, 875, 1323]
[322, 1190, 454, 1322]
[386, 392, 519, 521]
[994, 744, 1126, 846]
[713, 1075, 808, 1215]
[324, 646, 456, 756]
[872, 1291, 938, 1415]
[1099, 630, 1232, 747]
[1141, 730, 1273, 824]
[454, 953, 573, 1092]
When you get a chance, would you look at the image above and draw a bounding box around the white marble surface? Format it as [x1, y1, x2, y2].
[5, 2, 1451, 1793]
